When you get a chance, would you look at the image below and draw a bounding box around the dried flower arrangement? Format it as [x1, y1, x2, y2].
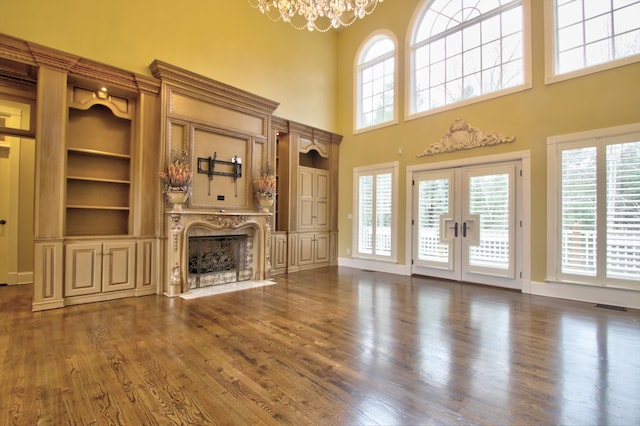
[255, 163, 276, 199]
[160, 151, 193, 192]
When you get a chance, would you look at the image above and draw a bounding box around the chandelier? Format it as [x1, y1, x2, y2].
[248, 0, 384, 32]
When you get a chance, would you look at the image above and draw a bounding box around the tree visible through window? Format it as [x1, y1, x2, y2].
[552, 0, 640, 76]
[354, 162, 397, 261]
[356, 34, 395, 130]
[550, 129, 640, 288]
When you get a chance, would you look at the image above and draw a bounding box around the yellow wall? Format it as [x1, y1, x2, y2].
[335, 0, 640, 281]
[2, 1, 639, 284]
[0, 0, 338, 131]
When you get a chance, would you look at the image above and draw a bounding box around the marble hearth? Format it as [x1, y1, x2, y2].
[164, 210, 272, 296]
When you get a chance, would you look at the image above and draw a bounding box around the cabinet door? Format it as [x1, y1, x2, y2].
[299, 167, 330, 231]
[315, 233, 330, 263]
[271, 233, 288, 270]
[298, 233, 316, 266]
[65, 243, 102, 297]
[299, 168, 315, 229]
[102, 241, 136, 292]
[314, 171, 330, 230]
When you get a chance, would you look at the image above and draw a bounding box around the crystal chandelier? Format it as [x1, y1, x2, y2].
[248, 0, 384, 32]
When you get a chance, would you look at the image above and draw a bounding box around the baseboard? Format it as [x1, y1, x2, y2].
[338, 257, 411, 276]
[6, 271, 33, 285]
[18, 271, 33, 285]
[32, 299, 65, 312]
[528, 280, 640, 310]
[335, 260, 639, 310]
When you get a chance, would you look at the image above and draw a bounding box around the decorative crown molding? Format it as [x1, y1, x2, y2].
[0, 33, 160, 96]
[150, 60, 279, 117]
[417, 119, 515, 157]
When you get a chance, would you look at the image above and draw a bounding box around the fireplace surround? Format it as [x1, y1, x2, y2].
[164, 210, 271, 296]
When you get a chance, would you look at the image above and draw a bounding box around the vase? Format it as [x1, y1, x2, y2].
[166, 189, 189, 210]
[257, 195, 274, 213]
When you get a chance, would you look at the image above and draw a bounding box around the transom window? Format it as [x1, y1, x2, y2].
[546, 0, 640, 81]
[356, 33, 396, 131]
[409, 0, 529, 117]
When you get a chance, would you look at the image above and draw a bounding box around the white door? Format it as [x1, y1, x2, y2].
[412, 162, 520, 289]
[0, 143, 9, 284]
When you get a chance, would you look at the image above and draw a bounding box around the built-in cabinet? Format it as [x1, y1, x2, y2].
[297, 232, 330, 266]
[64, 241, 136, 297]
[0, 33, 337, 309]
[7, 32, 164, 311]
[58, 85, 156, 306]
[272, 118, 341, 274]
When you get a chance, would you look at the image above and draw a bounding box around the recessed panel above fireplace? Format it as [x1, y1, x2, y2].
[191, 127, 249, 209]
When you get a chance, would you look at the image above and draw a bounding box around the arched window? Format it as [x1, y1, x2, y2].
[356, 32, 396, 131]
[408, 0, 530, 117]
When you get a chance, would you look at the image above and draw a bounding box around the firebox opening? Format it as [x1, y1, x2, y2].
[188, 234, 254, 289]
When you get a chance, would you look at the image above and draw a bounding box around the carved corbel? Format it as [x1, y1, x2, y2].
[170, 213, 183, 251]
[417, 119, 515, 157]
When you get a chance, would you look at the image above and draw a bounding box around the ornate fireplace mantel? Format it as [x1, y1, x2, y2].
[164, 210, 272, 296]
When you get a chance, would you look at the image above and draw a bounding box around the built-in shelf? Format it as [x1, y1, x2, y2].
[65, 101, 132, 237]
[66, 205, 131, 210]
[67, 176, 130, 184]
[67, 147, 131, 159]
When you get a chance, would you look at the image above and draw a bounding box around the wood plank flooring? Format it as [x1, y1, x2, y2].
[1, 267, 639, 425]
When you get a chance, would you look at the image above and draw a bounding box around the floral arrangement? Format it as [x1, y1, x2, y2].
[160, 151, 193, 192]
[255, 163, 276, 199]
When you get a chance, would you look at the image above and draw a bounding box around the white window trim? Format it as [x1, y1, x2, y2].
[546, 122, 640, 290]
[352, 161, 399, 262]
[354, 30, 399, 134]
[543, 0, 640, 85]
[404, 0, 533, 121]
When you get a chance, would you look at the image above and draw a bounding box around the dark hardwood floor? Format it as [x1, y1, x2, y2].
[1, 267, 639, 425]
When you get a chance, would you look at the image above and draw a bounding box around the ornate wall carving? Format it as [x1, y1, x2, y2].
[417, 119, 515, 157]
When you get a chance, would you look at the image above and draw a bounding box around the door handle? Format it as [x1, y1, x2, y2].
[454, 222, 458, 237]
[463, 222, 467, 238]
[0, 219, 6, 225]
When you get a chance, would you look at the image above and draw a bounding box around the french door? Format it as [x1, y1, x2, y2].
[412, 162, 521, 289]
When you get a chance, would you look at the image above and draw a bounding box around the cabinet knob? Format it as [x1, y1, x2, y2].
[0, 219, 6, 225]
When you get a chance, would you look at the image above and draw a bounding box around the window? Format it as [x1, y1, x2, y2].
[355, 32, 396, 131]
[547, 124, 640, 290]
[353, 162, 398, 261]
[545, 0, 640, 83]
[408, 0, 530, 117]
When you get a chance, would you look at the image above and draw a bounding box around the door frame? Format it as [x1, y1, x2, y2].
[406, 150, 531, 289]
[0, 90, 37, 285]
[0, 142, 13, 284]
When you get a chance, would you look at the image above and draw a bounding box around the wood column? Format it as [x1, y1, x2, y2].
[32, 66, 67, 311]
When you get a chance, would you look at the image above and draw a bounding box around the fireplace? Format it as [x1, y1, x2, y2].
[187, 234, 253, 289]
[164, 211, 271, 296]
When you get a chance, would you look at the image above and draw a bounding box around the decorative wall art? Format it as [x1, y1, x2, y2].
[417, 119, 515, 157]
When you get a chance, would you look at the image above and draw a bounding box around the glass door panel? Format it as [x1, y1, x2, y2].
[462, 164, 516, 281]
[412, 162, 519, 288]
[413, 170, 459, 280]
